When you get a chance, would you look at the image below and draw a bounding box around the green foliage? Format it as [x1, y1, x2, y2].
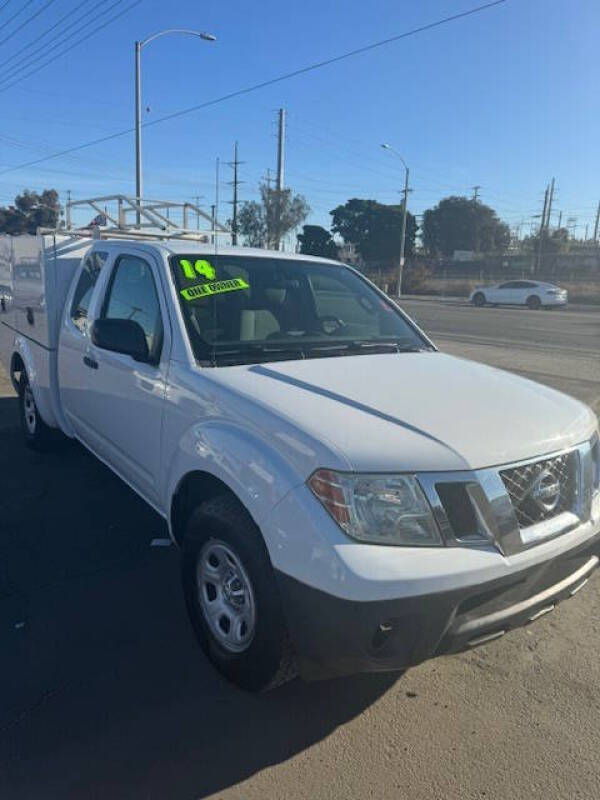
[297, 224, 338, 259]
[524, 227, 570, 254]
[329, 198, 416, 265]
[0, 189, 61, 235]
[237, 183, 310, 249]
[421, 196, 510, 256]
[237, 202, 264, 248]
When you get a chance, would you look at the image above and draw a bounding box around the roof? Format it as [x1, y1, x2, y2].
[94, 238, 343, 266]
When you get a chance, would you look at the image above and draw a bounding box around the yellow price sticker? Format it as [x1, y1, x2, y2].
[179, 258, 216, 281]
[181, 277, 250, 301]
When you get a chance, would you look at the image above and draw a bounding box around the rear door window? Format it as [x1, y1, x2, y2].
[70, 251, 109, 333]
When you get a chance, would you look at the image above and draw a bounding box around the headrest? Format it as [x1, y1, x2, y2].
[264, 287, 286, 305]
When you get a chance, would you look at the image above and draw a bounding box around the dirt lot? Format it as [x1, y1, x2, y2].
[1, 301, 599, 800]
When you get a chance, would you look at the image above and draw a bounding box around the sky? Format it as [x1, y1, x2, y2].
[0, 0, 599, 238]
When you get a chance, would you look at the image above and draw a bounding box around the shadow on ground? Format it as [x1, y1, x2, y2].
[0, 396, 398, 799]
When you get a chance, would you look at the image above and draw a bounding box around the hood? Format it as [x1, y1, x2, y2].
[211, 352, 597, 473]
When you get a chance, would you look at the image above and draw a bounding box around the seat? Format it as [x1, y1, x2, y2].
[239, 309, 280, 341]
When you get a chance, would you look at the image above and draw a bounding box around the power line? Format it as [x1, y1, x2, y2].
[0, 0, 133, 91]
[0, 2, 13, 15]
[0, 0, 35, 32]
[0, 0, 57, 47]
[0, 0, 505, 175]
[0, 0, 97, 71]
[0, 0, 109, 77]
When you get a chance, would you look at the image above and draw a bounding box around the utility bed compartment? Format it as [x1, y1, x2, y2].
[0, 234, 90, 372]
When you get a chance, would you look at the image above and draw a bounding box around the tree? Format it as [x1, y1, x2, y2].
[421, 196, 509, 256]
[524, 227, 570, 254]
[0, 189, 61, 235]
[329, 198, 417, 266]
[237, 183, 310, 249]
[297, 224, 338, 259]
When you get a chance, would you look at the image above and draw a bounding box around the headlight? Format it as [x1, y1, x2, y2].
[308, 469, 442, 546]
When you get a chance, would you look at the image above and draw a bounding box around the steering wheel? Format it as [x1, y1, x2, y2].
[318, 315, 347, 335]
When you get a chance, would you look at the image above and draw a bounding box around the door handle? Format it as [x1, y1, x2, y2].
[83, 355, 98, 370]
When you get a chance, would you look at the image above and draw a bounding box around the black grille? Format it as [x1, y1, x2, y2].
[500, 452, 577, 529]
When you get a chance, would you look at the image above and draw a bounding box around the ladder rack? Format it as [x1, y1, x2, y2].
[59, 194, 231, 242]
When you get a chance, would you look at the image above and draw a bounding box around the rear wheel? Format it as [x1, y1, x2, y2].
[18, 372, 57, 451]
[472, 292, 486, 307]
[526, 295, 542, 310]
[182, 494, 297, 691]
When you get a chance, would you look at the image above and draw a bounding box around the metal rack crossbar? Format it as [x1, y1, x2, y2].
[62, 194, 230, 242]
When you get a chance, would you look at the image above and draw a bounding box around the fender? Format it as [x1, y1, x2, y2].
[164, 417, 349, 554]
[11, 336, 59, 429]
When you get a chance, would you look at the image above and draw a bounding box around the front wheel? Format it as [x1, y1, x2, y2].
[526, 295, 542, 310]
[182, 494, 297, 691]
[472, 292, 486, 307]
[18, 372, 57, 451]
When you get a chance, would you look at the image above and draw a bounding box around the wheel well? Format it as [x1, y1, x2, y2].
[170, 471, 240, 546]
[10, 352, 25, 392]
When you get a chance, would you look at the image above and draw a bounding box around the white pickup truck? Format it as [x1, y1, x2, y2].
[1, 233, 599, 691]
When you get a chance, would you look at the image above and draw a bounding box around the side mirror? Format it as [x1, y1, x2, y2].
[91, 318, 149, 362]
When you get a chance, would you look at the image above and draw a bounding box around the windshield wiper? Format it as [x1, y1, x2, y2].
[207, 342, 307, 366]
[305, 340, 430, 356]
[201, 339, 432, 366]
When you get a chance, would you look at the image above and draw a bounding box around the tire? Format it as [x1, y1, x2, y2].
[18, 372, 57, 451]
[182, 493, 297, 692]
[472, 292, 486, 307]
[526, 295, 542, 310]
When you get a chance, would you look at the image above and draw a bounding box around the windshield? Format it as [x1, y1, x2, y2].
[170, 254, 429, 366]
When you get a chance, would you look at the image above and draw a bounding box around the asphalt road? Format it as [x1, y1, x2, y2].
[1, 301, 599, 800]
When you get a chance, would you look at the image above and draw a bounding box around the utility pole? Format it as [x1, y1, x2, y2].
[546, 177, 555, 230]
[263, 168, 273, 191]
[215, 156, 220, 241]
[195, 195, 201, 230]
[276, 109, 285, 191]
[399, 168, 410, 293]
[558, 210, 563, 229]
[275, 108, 286, 250]
[66, 189, 71, 229]
[535, 185, 549, 274]
[593, 201, 600, 242]
[227, 141, 244, 246]
[211, 204, 216, 243]
[471, 185, 481, 202]
[584, 224, 589, 241]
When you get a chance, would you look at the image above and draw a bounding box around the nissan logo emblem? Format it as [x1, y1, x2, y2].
[531, 469, 561, 513]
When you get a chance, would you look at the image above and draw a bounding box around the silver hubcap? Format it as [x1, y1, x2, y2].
[197, 540, 256, 653]
[23, 386, 36, 435]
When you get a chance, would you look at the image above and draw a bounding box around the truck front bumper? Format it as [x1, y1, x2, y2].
[276, 529, 600, 681]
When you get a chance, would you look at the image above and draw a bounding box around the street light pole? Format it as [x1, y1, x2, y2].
[381, 143, 409, 297]
[134, 29, 216, 227]
[134, 40, 142, 225]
